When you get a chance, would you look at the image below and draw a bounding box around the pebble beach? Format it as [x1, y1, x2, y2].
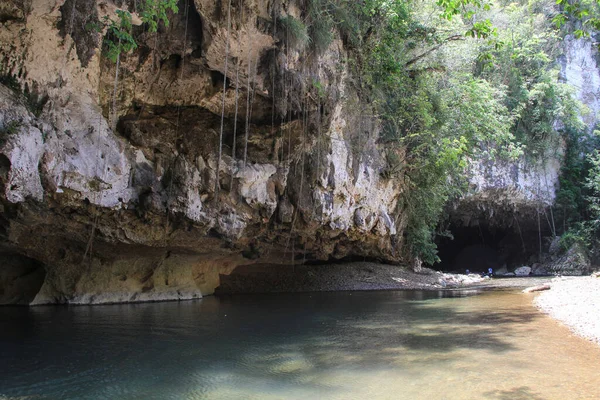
[534, 275, 600, 345]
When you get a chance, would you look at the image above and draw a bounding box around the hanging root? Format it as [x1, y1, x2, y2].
[215, 0, 233, 203]
[231, 59, 241, 189]
[82, 214, 99, 268]
[163, 0, 190, 251]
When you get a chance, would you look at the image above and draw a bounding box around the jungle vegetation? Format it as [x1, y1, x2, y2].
[298, 0, 599, 264]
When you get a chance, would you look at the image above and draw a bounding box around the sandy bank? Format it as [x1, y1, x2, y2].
[534, 276, 600, 345]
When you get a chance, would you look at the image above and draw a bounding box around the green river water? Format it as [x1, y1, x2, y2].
[1, 289, 598, 399]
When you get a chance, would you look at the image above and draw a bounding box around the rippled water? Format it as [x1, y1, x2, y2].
[1, 289, 599, 399]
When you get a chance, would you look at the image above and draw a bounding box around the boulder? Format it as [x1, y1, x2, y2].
[545, 244, 591, 276]
[531, 263, 549, 276]
[514, 266, 532, 276]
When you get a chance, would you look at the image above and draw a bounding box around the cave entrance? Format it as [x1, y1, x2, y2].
[0, 254, 46, 305]
[435, 223, 539, 273]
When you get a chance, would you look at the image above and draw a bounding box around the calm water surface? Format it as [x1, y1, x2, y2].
[1, 289, 599, 399]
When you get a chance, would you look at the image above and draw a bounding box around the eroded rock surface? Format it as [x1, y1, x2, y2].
[0, 0, 404, 304]
[1, 0, 584, 305]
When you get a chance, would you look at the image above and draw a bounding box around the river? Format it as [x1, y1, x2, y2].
[1, 289, 599, 399]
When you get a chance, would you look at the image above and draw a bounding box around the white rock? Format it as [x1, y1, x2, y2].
[515, 266, 532, 276]
[235, 162, 278, 214]
[1, 124, 45, 203]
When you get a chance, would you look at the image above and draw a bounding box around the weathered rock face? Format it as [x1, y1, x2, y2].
[0, 0, 403, 304]
[559, 35, 600, 133]
[454, 154, 562, 229]
[544, 244, 591, 276]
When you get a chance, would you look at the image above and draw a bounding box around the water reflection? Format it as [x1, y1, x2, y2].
[0, 290, 598, 399]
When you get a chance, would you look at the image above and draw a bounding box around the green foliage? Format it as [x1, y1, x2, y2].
[85, 21, 103, 33]
[401, 138, 468, 264]
[328, 0, 591, 264]
[323, 0, 519, 263]
[311, 78, 326, 98]
[437, 0, 493, 20]
[558, 222, 594, 251]
[554, 128, 589, 227]
[554, 135, 600, 255]
[465, 19, 497, 39]
[279, 15, 310, 50]
[439, 78, 520, 159]
[141, 0, 179, 33]
[513, 75, 582, 157]
[306, 0, 335, 53]
[585, 148, 600, 218]
[553, 0, 600, 38]
[102, 1, 179, 63]
[476, 1, 584, 158]
[104, 10, 137, 63]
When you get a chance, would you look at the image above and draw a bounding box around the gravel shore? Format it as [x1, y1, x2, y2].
[216, 262, 493, 293]
[216, 261, 557, 294]
[534, 276, 600, 345]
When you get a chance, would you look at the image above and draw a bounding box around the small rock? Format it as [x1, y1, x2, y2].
[514, 266, 532, 276]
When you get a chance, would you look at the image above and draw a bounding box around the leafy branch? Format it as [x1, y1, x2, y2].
[553, 0, 600, 38]
[141, 0, 179, 33]
[99, 0, 179, 63]
[104, 10, 137, 63]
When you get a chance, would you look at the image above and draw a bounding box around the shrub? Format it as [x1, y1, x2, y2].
[278, 15, 310, 50]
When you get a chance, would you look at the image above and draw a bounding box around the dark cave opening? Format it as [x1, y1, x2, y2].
[435, 222, 545, 273]
[0, 253, 47, 305]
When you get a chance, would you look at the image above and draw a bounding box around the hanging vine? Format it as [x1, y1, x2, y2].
[215, 0, 233, 203]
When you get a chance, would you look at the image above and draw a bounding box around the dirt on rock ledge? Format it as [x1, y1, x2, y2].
[215, 261, 499, 294]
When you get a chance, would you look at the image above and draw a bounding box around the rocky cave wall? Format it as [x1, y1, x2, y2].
[1, 1, 595, 304]
[0, 0, 403, 304]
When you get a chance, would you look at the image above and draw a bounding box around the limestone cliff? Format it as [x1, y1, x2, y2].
[1, 0, 593, 304]
[0, 0, 402, 304]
